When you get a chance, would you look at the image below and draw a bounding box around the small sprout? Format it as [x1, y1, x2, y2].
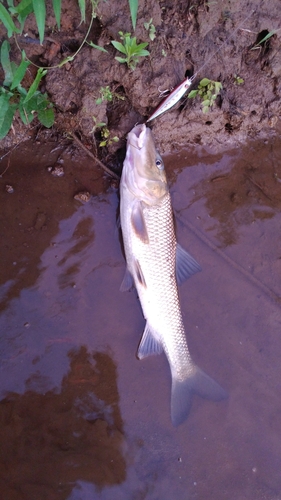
[100, 126, 119, 147]
[111, 31, 150, 70]
[161, 49, 167, 57]
[234, 74, 244, 85]
[91, 116, 119, 147]
[144, 18, 156, 41]
[96, 85, 125, 104]
[188, 78, 222, 113]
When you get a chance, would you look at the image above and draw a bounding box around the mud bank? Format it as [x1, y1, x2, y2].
[0, 0, 281, 157]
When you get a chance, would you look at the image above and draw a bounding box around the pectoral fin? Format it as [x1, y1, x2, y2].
[131, 202, 149, 243]
[133, 259, 146, 288]
[137, 323, 163, 359]
[120, 267, 134, 292]
[176, 244, 202, 285]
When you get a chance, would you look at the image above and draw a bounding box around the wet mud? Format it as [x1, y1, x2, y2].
[1, 135, 281, 499]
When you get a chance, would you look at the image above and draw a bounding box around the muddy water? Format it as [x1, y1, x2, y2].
[1, 137, 281, 500]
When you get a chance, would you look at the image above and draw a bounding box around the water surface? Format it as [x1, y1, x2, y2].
[1, 137, 281, 499]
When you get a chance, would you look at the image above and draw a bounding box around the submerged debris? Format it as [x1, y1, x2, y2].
[5, 185, 14, 193]
[74, 191, 91, 203]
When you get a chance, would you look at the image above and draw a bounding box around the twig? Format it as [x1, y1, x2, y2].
[245, 174, 273, 201]
[71, 133, 120, 180]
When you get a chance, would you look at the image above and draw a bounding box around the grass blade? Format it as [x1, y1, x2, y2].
[1, 41, 14, 86]
[11, 51, 29, 89]
[32, 0, 46, 44]
[24, 67, 47, 102]
[0, 94, 16, 139]
[78, 0, 86, 23]
[128, 0, 138, 31]
[52, 0, 61, 29]
[0, 3, 19, 37]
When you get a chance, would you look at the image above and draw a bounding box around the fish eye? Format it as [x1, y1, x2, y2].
[155, 158, 164, 170]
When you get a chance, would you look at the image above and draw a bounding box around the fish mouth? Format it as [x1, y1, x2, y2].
[131, 123, 146, 137]
[128, 123, 148, 150]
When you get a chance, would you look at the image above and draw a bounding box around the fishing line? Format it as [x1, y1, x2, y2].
[190, 6, 256, 81]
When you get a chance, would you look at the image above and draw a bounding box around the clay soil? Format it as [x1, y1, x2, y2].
[0, 0, 281, 164]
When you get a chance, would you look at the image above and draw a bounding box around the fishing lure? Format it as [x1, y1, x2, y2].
[146, 75, 194, 122]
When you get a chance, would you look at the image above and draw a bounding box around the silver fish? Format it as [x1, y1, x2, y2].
[120, 124, 227, 425]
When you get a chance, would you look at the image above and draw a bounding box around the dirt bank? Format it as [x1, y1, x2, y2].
[0, 0, 281, 161]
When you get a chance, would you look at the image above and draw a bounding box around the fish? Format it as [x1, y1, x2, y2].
[146, 76, 193, 122]
[120, 124, 227, 426]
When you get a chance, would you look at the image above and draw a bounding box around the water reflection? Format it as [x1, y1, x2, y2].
[1, 137, 281, 499]
[0, 346, 126, 500]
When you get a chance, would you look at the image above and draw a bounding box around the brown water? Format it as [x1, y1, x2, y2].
[1, 137, 281, 500]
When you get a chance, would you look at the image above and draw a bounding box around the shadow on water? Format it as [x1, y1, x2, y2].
[1, 136, 281, 499]
[0, 346, 126, 500]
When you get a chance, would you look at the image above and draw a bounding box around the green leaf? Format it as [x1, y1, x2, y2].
[200, 78, 210, 86]
[136, 49, 150, 56]
[24, 67, 47, 102]
[0, 3, 19, 37]
[115, 56, 127, 64]
[202, 106, 209, 113]
[1, 41, 14, 86]
[135, 41, 148, 50]
[111, 40, 127, 54]
[11, 52, 29, 89]
[202, 99, 210, 106]
[0, 93, 18, 139]
[87, 41, 108, 53]
[38, 107, 55, 127]
[52, 0, 61, 29]
[11, 0, 32, 13]
[128, 0, 138, 31]
[78, 0, 86, 23]
[32, 0, 46, 44]
[214, 81, 222, 93]
[188, 89, 198, 98]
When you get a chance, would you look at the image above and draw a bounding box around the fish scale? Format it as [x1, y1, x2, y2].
[139, 195, 193, 381]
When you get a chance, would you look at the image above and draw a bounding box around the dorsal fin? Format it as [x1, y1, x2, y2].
[176, 244, 201, 285]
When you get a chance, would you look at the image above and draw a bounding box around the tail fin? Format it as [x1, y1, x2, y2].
[171, 366, 227, 426]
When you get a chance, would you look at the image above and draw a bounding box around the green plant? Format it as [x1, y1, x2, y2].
[111, 32, 149, 70]
[188, 78, 222, 113]
[95, 85, 125, 104]
[233, 74, 244, 85]
[90, 117, 119, 147]
[0, 41, 54, 139]
[144, 18, 156, 41]
[99, 127, 119, 147]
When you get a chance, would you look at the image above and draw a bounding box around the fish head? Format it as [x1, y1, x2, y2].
[122, 124, 168, 205]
